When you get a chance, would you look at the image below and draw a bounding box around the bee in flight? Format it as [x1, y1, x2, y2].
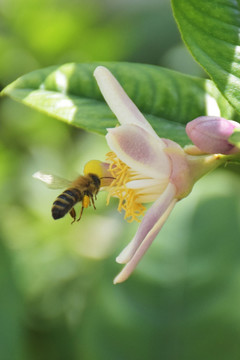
[33, 161, 113, 223]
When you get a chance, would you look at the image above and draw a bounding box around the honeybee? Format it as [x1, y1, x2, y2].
[33, 171, 110, 223]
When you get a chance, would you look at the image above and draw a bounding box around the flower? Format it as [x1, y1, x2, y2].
[87, 66, 225, 284]
[186, 116, 240, 155]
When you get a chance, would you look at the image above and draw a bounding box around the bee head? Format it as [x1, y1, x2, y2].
[84, 160, 114, 187]
[89, 173, 101, 188]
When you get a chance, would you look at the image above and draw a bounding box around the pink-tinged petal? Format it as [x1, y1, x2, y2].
[94, 66, 157, 137]
[114, 189, 177, 284]
[163, 139, 191, 198]
[116, 183, 176, 264]
[106, 124, 171, 179]
[186, 116, 240, 154]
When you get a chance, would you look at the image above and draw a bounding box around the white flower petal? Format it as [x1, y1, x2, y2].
[116, 183, 176, 265]
[126, 179, 161, 189]
[94, 66, 158, 137]
[137, 183, 169, 202]
[106, 124, 171, 179]
[127, 179, 169, 199]
[114, 195, 177, 284]
[136, 193, 163, 203]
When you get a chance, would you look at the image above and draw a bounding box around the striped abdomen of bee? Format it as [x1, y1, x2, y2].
[51, 173, 101, 223]
[52, 188, 82, 220]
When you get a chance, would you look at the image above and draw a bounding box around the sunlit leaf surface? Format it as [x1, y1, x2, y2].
[2, 62, 239, 146]
[172, 0, 240, 115]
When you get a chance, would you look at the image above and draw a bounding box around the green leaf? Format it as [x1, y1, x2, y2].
[2, 62, 239, 146]
[172, 0, 240, 116]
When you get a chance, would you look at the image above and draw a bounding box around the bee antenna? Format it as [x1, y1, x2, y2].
[99, 176, 115, 180]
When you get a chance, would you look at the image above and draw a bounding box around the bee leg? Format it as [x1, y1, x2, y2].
[77, 204, 84, 222]
[94, 188, 99, 201]
[88, 194, 96, 210]
[69, 208, 76, 224]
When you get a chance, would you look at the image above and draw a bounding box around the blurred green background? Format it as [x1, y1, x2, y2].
[1, 0, 240, 359]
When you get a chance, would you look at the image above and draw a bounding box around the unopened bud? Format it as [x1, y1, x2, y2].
[186, 116, 240, 154]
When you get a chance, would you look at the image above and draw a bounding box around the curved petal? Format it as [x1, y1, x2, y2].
[114, 198, 177, 284]
[126, 179, 169, 199]
[126, 179, 162, 189]
[94, 66, 158, 137]
[116, 183, 176, 264]
[106, 124, 171, 179]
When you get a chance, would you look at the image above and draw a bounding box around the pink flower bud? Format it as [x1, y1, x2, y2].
[186, 116, 240, 154]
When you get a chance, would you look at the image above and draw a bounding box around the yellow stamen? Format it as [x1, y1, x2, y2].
[106, 151, 146, 222]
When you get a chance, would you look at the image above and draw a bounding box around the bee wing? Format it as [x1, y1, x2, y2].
[33, 171, 72, 189]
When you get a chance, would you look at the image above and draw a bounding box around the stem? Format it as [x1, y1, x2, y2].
[186, 153, 227, 184]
